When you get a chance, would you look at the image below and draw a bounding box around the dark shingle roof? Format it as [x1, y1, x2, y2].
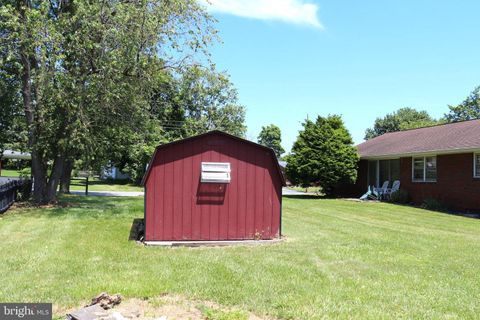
[357, 119, 480, 158]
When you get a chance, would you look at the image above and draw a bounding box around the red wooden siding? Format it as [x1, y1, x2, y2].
[144, 132, 283, 241]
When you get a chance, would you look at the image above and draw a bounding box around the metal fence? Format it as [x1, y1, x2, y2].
[0, 179, 31, 213]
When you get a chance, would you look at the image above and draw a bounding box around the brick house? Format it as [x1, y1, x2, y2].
[353, 119, 480, 211]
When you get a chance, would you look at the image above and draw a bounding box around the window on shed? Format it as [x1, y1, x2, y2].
[201, 162, 231, 183]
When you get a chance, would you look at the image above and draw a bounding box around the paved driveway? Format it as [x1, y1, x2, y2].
[282, 187, 308, 196]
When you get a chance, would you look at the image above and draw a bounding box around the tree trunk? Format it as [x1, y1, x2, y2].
[59, 159, 73, 194]
[20, 42, 49, 204]
[31, 152, 48, 204]
[44, 156, 66, 202]
[19, 1, 51, 204]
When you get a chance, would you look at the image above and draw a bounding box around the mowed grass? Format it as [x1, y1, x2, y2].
[69, 177, 143, 192]
[0, 168, 23, 177]
[0, 170, 142, 192]
[288, 186, 322, 194]
[0, 196, 479, 319]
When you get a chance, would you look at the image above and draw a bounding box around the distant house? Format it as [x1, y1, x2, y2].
[0, 150, 31, 176]
[1, 150, 31, 160]
[142, 130, 285, 243]
[278, 160, 291, 186]
[352, 119, 480, 211]
[100, 163, 129, 180]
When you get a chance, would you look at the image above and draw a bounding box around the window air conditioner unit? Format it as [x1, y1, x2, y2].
[201, 162, 231, 183]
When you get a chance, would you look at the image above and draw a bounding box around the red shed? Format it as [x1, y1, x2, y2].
[142, 131, 285, 243]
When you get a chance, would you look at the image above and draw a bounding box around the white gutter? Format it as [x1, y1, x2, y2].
[1, 150, 32, 160]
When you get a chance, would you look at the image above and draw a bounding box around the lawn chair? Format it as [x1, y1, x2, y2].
[383, 180, 400, 200]
[374, 181, 389, 200]
[360, 185, 380, 201]
[359, 186, 371, 200]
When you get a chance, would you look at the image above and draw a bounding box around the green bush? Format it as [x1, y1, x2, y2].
[16, 181, 32, 202]
[390, 189, 409, 204]
[18, 168, 31, 179]
[422, 198, 449, 212]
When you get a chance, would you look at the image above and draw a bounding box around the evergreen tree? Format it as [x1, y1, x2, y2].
[286, 115, 358, 196]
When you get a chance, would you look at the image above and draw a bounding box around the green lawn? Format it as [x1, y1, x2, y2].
[0, 168, 23, 177]
[1, 196, 479, 319]
[0, 169, 142, 192]
[69, 177, 143, 192]
[288, 186, 322, 194]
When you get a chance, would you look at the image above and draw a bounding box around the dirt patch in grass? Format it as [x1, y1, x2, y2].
[10, 201, 76, 211]
[56, 294, 272, 320]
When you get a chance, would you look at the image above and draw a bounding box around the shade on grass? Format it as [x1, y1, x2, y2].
[0, 170, 142, 192]
[69, 178, 143, 192]
[0, 196, 479, 319]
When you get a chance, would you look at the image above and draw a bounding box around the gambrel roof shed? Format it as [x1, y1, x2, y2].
[142, 130, 285, 242]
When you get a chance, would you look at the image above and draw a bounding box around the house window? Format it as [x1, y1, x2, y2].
[368, 159, 400, 187]
[475, 153, 480, 178]
[412, 156, 437, 182]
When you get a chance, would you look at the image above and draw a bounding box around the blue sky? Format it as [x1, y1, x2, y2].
[202, 0, 480, 152]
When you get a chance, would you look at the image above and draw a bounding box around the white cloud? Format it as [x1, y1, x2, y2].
[200, 0, 323, 28]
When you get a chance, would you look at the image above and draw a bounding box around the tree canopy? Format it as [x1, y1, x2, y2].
[364, 108, 439, 140]
[257, 124, 285, 158]
[444, 86, 480, 122]
[0, 74, 25, 154]
[286, 115, 358, 196]
[0, 0, 217, 203]
[164, 66, 246, 138]
[116, 65, 247, 182]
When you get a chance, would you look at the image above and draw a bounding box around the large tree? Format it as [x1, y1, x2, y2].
[116, 66, 247, 182]
[286, 115, 358, 196]
[0, 31, 29, 155]
[445, 86, 480, 122]
[257, 124, 285, 158]
[364, 107, 438, 140]
[174, 66, 246, 138]
[0, 0, 215, 203]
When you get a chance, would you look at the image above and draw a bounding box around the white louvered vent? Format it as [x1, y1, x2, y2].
[201, 162, 231, 183]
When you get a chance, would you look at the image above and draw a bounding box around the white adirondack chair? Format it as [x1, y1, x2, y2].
[383, 180, 400, 199]
[374, 181, 389, 199]
[360, 185, 381, 201]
